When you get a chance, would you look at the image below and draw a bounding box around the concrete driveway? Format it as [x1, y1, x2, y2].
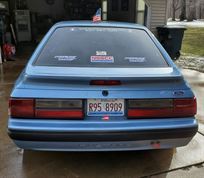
[0, 60, 204, 178]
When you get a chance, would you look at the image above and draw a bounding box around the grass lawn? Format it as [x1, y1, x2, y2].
[182, 28, 204, 56]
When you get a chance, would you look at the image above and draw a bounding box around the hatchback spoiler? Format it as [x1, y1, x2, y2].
[25, 66, 183, 81]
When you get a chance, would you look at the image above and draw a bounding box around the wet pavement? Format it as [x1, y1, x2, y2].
[0, 58, 204, 178]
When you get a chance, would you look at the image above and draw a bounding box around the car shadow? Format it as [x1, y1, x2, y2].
[22, 149, 174, 178]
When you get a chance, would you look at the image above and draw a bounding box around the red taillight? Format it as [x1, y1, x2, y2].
[128, 98, 197, 119]
[173, 98, 197, 117]
[35, 110, 83, 119]
[9, 98, 84, 119]
[128, 108, 174, 118]
[9, 98, 34, 118]
[90, 80, 121, 86]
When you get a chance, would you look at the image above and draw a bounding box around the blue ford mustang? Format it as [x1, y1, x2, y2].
[8, 21, 198, 151]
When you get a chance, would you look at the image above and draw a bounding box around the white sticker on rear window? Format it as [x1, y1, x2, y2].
[96, 51, 107, 56]
[78, 27, 125, 33]
[55, 56, 78, 61]
[125, 57, 146, 63]
[91, 56, 114, 63]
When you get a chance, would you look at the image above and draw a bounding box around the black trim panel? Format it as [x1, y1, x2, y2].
[8, 126, 198, 142]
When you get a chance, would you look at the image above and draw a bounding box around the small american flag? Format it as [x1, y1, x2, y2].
[93, 8, 102, 23]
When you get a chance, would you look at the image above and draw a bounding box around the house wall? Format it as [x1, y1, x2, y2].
[145, 0, 167, 34]
[27, 0, 66, 20]
[108, 0, 136, 23]
[108, 0, 167, 35]
[13, 0, 168, 35]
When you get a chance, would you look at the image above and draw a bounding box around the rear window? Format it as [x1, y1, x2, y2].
[34, 27, 168, 68]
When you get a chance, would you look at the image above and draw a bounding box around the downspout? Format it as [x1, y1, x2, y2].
[143, 0, 151, 30]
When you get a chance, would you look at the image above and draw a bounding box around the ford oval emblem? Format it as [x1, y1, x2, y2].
[173, 91, 185, 96]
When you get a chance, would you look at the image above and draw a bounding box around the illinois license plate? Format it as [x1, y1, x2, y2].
[87, 99, 125, 116]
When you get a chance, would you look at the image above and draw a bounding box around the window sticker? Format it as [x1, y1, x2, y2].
[96, 51, 107, 56]
[91, 56, 114, 63]
[78, 27, 124, 33]
[54, 56, 78, 61]
[125, 57, 146, 63]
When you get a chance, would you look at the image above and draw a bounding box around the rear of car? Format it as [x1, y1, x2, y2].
[8, 21, 198, 151]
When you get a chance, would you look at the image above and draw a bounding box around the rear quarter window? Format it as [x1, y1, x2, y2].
[34, 27, 169, 68]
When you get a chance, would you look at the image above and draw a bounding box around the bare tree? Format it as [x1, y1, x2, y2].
[202, 1, 204, 19]
[179, 0, 186, 21]
[195, 0, 202, 19]
[172, 0, 182, 21]
[168, 0, 204, 21]
[187, 0, 196, 21]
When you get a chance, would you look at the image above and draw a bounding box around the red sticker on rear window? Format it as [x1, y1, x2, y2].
[91, 56, 114, 63]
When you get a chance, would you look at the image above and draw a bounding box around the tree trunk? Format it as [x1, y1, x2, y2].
[172, 0, 176, 21]
[180, 0, 186, 21]
[187, 0, 196, 21]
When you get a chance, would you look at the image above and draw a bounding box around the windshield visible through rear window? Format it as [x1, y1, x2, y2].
[34, 27, 168, 68]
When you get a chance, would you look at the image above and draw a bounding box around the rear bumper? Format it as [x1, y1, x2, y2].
[13, 138, 192, 151]
[8, 117, 198, 151]
[9, 126, 197, 142]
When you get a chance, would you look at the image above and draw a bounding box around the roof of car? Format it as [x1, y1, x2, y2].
[54, 21, 147, 30]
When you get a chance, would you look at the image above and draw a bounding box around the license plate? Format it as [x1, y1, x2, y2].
[87, 99, 125, 116]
